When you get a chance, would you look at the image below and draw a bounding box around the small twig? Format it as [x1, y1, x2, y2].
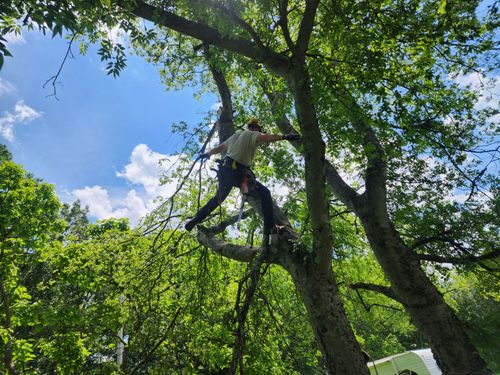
[353, 288, 403, 313]
[43, 33, 78, 100]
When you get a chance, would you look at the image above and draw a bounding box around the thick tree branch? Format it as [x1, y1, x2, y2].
[363, 126, 387, 197]
[132, 0, 289, 75]
[196, 226, 259, 262]
[203, 46, 235, 142]
[288, 66, 332, 266]
[294, 0, 320, 59]
[335, 93, 388, 217]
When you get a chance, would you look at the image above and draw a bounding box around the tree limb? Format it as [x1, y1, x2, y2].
[353, 288, 404, 313]
[294, 0, 320, 60]
[43, 33, 77, 100]
[132, 0, 289, 75]
[202, 46, 235, 143]
[349, 282, 399, 302]
[196, 226, 260, 263]
[264, 89, 362, 213]
[204, 210, 254, 235]
[230, 244, 270, 373]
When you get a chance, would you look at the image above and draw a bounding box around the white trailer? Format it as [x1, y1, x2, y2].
[368, 349, 442, 375]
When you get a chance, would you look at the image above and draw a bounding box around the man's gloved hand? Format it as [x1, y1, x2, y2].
[283, 134, 301, 141]
[199, 152, 211, 161]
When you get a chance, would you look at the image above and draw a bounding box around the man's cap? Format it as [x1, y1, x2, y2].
[246, 118, 264, 132]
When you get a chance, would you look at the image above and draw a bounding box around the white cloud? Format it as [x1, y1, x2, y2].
[0, 78, 16, 97]
[72, 185, 152, 226]
[73, 186, 115, 219]
[0, 100, 42, 142]
[71, 144, 186, 226]
[116, 143, 178, 197]
[98, 24, 125, 45]
[454, 72, 499, 111]
[4, 32, 26, 45]
[14, 101, 41, 121]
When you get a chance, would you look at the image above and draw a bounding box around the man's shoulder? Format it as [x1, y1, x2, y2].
[241, 129, 261, 138]
[242, 130, 260, 143]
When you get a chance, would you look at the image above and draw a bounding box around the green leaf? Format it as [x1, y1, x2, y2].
[0, 53, 4, 70]
[438, 0, 447, 15]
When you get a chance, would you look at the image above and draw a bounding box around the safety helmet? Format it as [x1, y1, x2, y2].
[246, 118, 263, 133]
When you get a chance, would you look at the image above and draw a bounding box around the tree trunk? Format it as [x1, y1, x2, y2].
[282, 66, 369, 374]
[361, 216, 491, 375]
[282, 253, 369, 375]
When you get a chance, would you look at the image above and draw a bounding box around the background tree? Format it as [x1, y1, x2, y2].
[0, 154, 63, 373]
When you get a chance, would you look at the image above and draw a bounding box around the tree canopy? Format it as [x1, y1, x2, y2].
[0, 0, 498, 373]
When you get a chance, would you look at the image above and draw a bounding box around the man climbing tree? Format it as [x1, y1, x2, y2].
[185, 118, 299, 247]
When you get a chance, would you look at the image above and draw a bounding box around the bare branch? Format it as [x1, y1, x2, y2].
[353, 288, 404, 313]
[421, 132, 494, 200]
[203, 210, 254, 235]
[44, 33, 78, 100]
[230, 246, 270, 373]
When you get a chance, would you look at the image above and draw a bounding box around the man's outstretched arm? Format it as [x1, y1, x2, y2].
[202, 143, 227, 158]
[257, 133, 300, 144]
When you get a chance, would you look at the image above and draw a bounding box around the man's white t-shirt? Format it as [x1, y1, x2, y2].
[223, 130, 260, 167]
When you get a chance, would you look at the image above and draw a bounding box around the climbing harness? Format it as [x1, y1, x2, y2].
[210, 157, 256, 223]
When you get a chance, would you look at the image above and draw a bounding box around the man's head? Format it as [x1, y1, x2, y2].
[246, 118, 264, 133]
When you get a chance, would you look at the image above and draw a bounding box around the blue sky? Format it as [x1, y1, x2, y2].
[1, 31, 217, 225]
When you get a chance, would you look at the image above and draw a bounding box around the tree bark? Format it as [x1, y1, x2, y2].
[281, 252, 369, 375]
[283, 65, 369, 374]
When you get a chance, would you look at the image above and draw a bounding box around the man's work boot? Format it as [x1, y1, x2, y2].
[184, 217, 199, 232]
